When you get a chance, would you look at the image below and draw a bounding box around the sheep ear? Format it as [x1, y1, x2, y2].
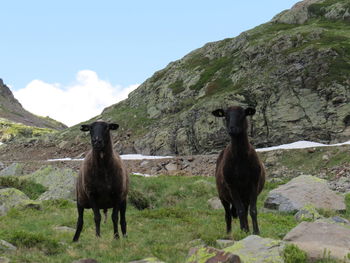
[80, 124, 90, 132]
[109, 123, 119, 130]
[212, 109, 225, 117]
[245, 107, 256, 116]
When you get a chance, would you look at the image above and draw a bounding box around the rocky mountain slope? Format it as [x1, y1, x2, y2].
[0, 79, 67, 142]
[2, 0, 350, 158]
[81, 0, 349, 155]
[0, 79, 66, 130]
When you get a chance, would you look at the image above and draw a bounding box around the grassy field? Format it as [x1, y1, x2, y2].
[0, 174, 349, 263]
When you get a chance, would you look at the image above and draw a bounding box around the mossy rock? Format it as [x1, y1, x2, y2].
[224, 235, 285, 263]
[0, 163, 24, 177]
[0, 188, 31, 216]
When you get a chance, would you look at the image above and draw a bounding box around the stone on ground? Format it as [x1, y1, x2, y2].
[24, 166, 77, 201]
[0, 163, 24, 177]
[283, 220, 350, 262]
[223, 235, 285, 263]
[0, 188, 30, 216]
[264, 175, 346, 213]
[186, 246, 241, 263]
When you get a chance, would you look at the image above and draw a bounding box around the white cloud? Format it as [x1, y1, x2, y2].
[13, 70, 139, 127]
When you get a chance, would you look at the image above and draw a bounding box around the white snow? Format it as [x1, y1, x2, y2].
[47, 154, 173, 162]
[256, 140, 350, 152]
[132, 172, 156, 177]
[120, 154, 173, 160]
[46, 141, 350, 161]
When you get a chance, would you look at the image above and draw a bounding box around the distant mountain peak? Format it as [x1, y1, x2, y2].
[0, 79, 67, 130]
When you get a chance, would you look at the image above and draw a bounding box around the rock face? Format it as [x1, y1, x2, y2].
[264, 175, 346, 213]
[49, 0, 349, 156]
[283, 221, 350, 262]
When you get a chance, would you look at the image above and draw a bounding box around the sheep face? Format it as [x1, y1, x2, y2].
[80, 121, 119, 150]
[212, 106, 255, 136]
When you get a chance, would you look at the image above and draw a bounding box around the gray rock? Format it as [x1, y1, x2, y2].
[23, 166, 77, 201]
[224, 235, 285, 263]
[283, 221, 350, 262]
[0, 257, 10, 263]
[54, 226, 76, 232]
[129, 257, 165, 263]
[216, 239, 235, 249]
[165, 163, 178, 171]
[264, 175, 346, 213]
[0, 163, 24, 177]
[0, 239, 17, 251]
[294, 204, 322, 222]
[0, 188, 31, 216]
[186, 246, 241, 263]
[208, 197, 223, 210]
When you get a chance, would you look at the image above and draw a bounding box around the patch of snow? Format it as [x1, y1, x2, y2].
[47, 158, 82, 162]
[120, 154, 173, 160]
[257, 140, 350, 152]
[132, 172, 156, 177]
[47, 154, 173, 162]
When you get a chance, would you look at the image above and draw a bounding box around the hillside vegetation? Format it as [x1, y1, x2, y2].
[47, 0, 350, 156]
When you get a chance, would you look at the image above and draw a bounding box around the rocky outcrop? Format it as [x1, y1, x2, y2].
[283, 220, 350, 262]
[264, 175, 346, 213]
[58, 0, 349, 156]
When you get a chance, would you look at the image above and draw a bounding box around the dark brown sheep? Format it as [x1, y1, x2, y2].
[73, 121, 129, 242]
[212, 106, 265, 235]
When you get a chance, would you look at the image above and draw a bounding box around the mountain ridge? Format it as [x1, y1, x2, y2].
[2, 0, 350, 158]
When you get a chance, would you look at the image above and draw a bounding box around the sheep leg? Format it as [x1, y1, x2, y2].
[249, 188, 260, 235]
[112, 206, 120, 239]
[73, 204, 84, 242]
[231, 194, 249, 233]
[221, 199, 232, 234]
[120, 200, 127, 237]
[103, 208, 108, 223]
[91, 204, 101, 238]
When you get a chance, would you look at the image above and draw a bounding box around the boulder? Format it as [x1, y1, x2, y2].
[216, 239, 235, 249]
[283, 221, 350, 262]
[24, 166, 77, 201]
[208, 197, 223, 210]
[0, 240, 17, 251]
[0, 163, 24, 177]
[223, 235, 285, 263]
[264, 175, 346, 213]
[0, 188, 31, 216]
[0, 257, 10, 263]
[186, 246, 241, 263]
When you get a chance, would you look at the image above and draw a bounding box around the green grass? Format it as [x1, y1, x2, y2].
[279, 146, 350, 176]
[168, 80, 185, 95]
[0, 175, 302, 263]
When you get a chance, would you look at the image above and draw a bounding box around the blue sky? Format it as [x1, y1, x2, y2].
[1, 0, 300, 126]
